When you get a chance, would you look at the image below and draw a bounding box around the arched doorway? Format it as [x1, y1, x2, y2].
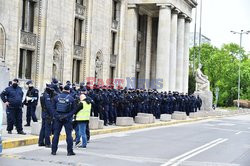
[52, 41, 64, 82]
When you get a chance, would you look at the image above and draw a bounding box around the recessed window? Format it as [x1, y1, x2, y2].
[76, 0, 84, 5]
[19, 49, 33, 79]
[22, 0, 35, 32]
[74, 18, 83, 46]
[72, 59, 81, 84]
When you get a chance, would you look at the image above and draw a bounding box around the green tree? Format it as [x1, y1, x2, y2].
[189, 43, 250, 107]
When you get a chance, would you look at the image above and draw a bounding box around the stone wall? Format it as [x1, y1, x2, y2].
[0, 0, 196, 91]
[42, 0, 75, 86]
[88, 0, 113, 81]
[0, 0, 20, 79]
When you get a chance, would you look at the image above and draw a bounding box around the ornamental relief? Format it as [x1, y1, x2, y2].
[20, 31, 36, 47]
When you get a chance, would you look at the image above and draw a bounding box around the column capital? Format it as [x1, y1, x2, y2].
[185, 17, 192, 23]
[156, 3, 174, 9]
[178, 13, 187, 19]
[172, 8, 181, 14]
[128, 4, 137, 9]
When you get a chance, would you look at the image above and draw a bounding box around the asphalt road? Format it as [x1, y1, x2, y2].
[1, 115, 250, 166]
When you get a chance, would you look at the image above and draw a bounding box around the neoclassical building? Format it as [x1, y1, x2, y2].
[0, 0, 197, 93]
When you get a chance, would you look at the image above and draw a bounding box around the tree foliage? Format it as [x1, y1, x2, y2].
[189, 43, 250, 106]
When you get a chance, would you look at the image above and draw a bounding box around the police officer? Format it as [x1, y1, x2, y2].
[101, 87, 109, 126]
[75, 94, 92, 148]
[51, 78, 60, 94]
[23, 80, 38, 126]
[196, 95, 202, 111]
[0, 79, 26, 135]
[51, 85, 76, 156]
[38, 84, 56, 147]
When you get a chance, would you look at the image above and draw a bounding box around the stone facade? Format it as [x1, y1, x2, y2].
[0, 0, 197, 93]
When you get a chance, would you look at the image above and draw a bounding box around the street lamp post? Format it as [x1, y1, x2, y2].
[230, 30, 250, 109]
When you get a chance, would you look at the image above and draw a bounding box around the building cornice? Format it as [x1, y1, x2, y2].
[184, 0, 198, 8]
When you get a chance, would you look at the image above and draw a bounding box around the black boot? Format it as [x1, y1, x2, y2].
[67, 151, 76, 156]
[18, 131, 26, 135]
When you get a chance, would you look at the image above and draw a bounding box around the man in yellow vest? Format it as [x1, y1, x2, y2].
[75, 94, 92, 148]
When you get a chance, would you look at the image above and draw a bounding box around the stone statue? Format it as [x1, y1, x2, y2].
[95, 54, 103, 80]
[53, 44, 61, 61]
[52, 42, 63, 81]
[195, 63, 210, 91]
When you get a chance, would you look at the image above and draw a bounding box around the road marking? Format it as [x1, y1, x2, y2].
[161, 138, 228, 166]
[235, 131, 242, 135]
[175, 160, 239, 166]
[170, 139, 228, 166]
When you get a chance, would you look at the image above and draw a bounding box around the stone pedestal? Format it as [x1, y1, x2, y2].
[171, 111, 187, 120]
[31, 122, 42, 136]
[194, 90, 213, 111]
[189, 112, 199, 119]
[135, 116, 150, 124]
[116, 117, 134, 126]
[137, 113, 154, 123]
[160, 114, 172, 121]
[89, 117, 99, 130]
[98, 120, 104, 129]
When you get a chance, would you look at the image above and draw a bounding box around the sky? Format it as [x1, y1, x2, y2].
[191, 0, 250, 52]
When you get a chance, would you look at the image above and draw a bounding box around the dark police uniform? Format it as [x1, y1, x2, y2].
[38, 85, 56, 147]
[52, 90, 76, 156]
[1, 83, 25, 134]
[23, 86, 39, 126]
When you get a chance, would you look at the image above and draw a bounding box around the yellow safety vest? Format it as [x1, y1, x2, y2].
[76, 101, 91, 121]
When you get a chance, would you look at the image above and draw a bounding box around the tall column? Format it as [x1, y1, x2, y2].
[156, 4, 172, 92]
[169, 8, 179, 92]
[183, 18, 191, 93]
[124, 4, 137, 79]
[145, 16, 152, 84]
[117, 0, 125, 78]
[175, 13, 185, 92]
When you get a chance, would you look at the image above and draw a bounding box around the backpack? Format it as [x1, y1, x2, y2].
[56, 95, 71, 113]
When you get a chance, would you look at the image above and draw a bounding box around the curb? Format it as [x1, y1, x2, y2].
[2, 113, 249, 149]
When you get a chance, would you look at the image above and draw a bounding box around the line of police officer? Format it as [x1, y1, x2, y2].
[1, 78, 202, 156]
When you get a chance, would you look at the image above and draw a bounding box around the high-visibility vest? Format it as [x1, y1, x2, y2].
[76, 101, 91, 121]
